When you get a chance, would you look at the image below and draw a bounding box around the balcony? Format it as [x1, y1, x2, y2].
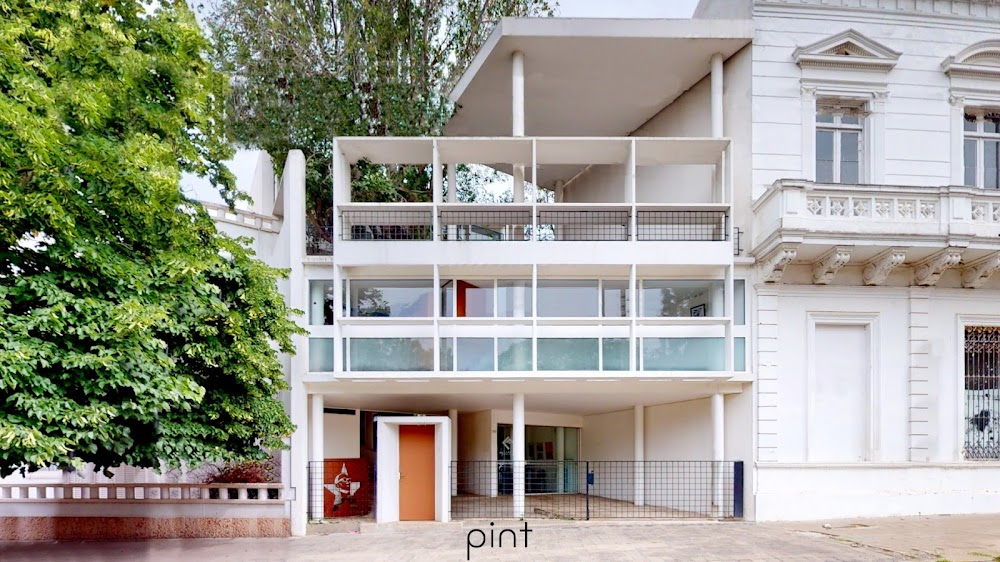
[752, 180, 1000, 285]
[326, 136, 735, 265]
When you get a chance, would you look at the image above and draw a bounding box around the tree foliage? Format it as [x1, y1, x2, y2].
[0, 0, 298, 476]
[207, 0, 555, 235]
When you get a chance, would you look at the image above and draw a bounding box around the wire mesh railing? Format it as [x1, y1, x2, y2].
[306, 224, 335, 255]
[440, 210, 533, 241]
[965, 326, 1000, 459]
[537, 210, 630, 241]
[340, 210, 433, 241]
[307, 460, 375, 520]
[636, 211, 729, 241]
[451, 460, 742, 520]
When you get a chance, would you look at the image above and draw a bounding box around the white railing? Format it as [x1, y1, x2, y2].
[0, 482, 283, 503]
[202, 201, 281, 233]
[752, 180, 1000, 248]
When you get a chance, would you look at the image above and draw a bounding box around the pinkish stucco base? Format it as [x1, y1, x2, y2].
[0, 517, 290, 541]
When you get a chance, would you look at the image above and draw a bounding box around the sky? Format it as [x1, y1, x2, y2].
[183, 0, 702, 207]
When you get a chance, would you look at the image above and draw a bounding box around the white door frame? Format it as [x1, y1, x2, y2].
[376, 416, 451, 523]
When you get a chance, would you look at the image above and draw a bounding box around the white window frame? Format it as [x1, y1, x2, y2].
[816, 103, 866, 184]
[963, 111, 1000, 189]
[801, 84, 886, 185]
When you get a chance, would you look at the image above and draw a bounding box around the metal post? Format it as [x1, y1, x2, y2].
[733, 461, 744, 519]
[512, 393, 525, 519]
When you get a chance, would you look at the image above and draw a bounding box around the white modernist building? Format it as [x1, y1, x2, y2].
[12, 0, 1000, 537]
[218, 0, 1000, 534]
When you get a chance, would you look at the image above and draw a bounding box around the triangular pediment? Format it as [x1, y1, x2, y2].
[792, 29, 901, 72]
[943, 40, 1000, 79]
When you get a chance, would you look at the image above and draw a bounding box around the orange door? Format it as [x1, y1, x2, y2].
[399, 425, 436, 521]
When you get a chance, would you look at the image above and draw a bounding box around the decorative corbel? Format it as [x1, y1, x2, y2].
[863, 248, 906, 286]
[913, 248, 963, 286]
[962, 252, 1000, 289]
[762, 245, 798, 284]
[812, 247, 852, 285]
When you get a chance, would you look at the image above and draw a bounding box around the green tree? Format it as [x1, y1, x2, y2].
[207, 0, 554, 242]
[0, 0, 298, 477]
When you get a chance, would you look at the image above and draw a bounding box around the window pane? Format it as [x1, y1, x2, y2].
[736, 337, 746, 372]
[449, 280, 494, 317]
[816, 110, 835, 124]
[497, 280, 532, 317]
[349, 338, 434, 371]
[602, 338, 629, 371]
[441, 280, 454, 317]
[309, 338, 334, 372]
[965, 114, 978, 132]
[602, 281, 629, 317]
[840, 115, 860, 126]
[642, 338, 725, 371]
[457, 338, 494, 371]
[840, 132, 860, 184]
[309, 280, 334, 325]
[986, 141, 1000, 190]
[641, 280, 724, 317]
[349, 279, 432, 317]
[816, 130, 834, 183]
[498, 338, 532, 371]
[440, 338, 454, 371]
[537, 280, 599, 317]
[966, 138, 978, 187]
[987, 115, 1000, 134]
[735, 280, 746, 325]
[537, 339, 599, 370]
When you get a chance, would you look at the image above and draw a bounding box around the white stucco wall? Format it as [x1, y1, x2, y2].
[323, 411, 361, 459]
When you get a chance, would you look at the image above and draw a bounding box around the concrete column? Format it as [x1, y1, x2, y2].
[512, 393, 525, 518]
[447, 164, 458, 203]
[711, 53, 724, 138]
[449, 409, 459, 496]
[432, 141, 442, 204]
[512, 51, 524, 136]
[554, 179, 565, 203]
[634, 405, 645, 506]
[555, 427, 565, 493]
[308, 394, 324, 520]
[711, 393, 725, 516]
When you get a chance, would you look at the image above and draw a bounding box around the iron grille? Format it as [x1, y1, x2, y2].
[340, 210, 433, 241]
[636, 211, 729, 241]
[307, 460, 375, 520]
[537, 210, 630, 241]
[451, 460, 741, 520]
[306, 224, 334, 255]
[965, 326, 1000, 459]
[440, 210, 532, 241]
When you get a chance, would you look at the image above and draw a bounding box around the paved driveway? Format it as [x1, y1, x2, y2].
[0, 519, 925, 562]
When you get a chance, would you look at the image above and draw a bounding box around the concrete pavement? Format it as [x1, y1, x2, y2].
[0, 515, 997, 561]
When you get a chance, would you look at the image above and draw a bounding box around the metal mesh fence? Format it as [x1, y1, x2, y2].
[636, 211, 729, 241]
[440, 210, 532, 241]
[451, 460, 741, 520]
[307, 460, 375, 520]
[965, 326, 1000, 459]
[537, 210, 630, 241]
[341, 210, 433, 241]
[306, 224, 335, 255]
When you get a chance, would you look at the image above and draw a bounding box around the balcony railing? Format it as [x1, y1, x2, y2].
[335, 204, 729, 242]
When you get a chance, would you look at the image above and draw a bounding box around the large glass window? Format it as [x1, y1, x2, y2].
[497, 280, 532, 317]
[602, 281, 629, 317]
[309, 280, 335, 325]
[964, 113, 1000, 189]
[537, 338, 599, 370]
[735, 279, 746, 325]
[457, 338, 494, 371]
[349, 279, 432, 317]
[816, 105, 864, 184]
[642, 338, 724, 371]
[498, 338, 532, 371]
[602, 338, 629, 371]
[349, 338, 433, 371]
[309, 338, 334, 371]
[641, 280, 724, 317]
[442, 280, 494, 317]
[537, 280, 599, 317]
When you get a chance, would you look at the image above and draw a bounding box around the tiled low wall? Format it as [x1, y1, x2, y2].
[0, 483, 289, 540]
[0, 516, 290, 540]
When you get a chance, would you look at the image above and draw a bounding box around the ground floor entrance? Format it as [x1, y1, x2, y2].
[300, 379, 751, 527]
